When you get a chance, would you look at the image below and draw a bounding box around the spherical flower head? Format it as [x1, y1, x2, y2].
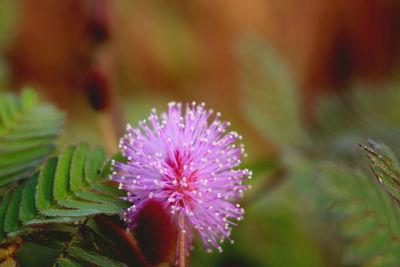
[111, 102, 251, 252]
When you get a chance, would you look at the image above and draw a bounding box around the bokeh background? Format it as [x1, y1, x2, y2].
[1, 0, 400, 266]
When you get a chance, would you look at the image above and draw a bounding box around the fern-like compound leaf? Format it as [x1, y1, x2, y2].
[312, 84, 400, 160]
[0, 143, 129, 240]
[0, 89, 64, 191]
[318, 164, 400, 266]
[25, 225, 128, 267]
[361, 139, 400, 205]
[236, 36, 305, 147]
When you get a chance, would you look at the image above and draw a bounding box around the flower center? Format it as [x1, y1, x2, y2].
[165, 150, 198, 200]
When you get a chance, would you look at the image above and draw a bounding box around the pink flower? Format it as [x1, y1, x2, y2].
[111, 102, 251, 252]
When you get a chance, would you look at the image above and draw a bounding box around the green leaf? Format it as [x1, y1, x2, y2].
[236, 36, 304, 147]
[364, 239, 400, 267]
[24, 223, 130, 266]
[25, 217, 84, 225]
[91, 184, 126, 197]
[0, 144, 128, 241]
[362, 140, 400, 203]
[311, 83, 400, 160]
[19, 173, 39, 222]
[43, 224, 131, 266]
[26, 230, 73, 250]
[0, 168, 32, 188]
[0, 136, 55, 153]
[70, 143, 90, 192]
[0, 89, 64, 191]
[100, 153, 126, 179]
[36, 157, 58, 211]
[0, 144, 55, 167]
[75, 191, 130, 208]
[0, 192, 13, 238]
[0, 96, 14, 128]
[6, 227, 31, 237]
[85, 147, 106, 184]
[337, 214, 378, 238]
[68, 246, 128, 267]
[1, 128, 60, 141]
[54, 146, 75, 201]
[56, 258, 82, 267]
[5, 182, 25, 233]
[0, 158, 44, 178]
[40, 209, 101, 217]
[20, 88, 38, 111]
[318, 163, 400, 265]
[344, 229, 391, 265]
[58, 199, 122, 214]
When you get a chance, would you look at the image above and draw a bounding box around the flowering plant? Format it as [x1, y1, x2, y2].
[112, 102, 251, 264]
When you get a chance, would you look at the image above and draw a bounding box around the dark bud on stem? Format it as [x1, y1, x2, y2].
[135, 199, 177, 265]
[86, 69, 111, 111]
[87, 0, 110, 43]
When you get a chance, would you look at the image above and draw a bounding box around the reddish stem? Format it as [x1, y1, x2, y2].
[179, 216, 186, 267]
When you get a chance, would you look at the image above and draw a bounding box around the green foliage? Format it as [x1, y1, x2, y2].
[0, 143, 129, 240]
[25, 224, 128, 267]
[315, 84, 400, 135]
[0, 89, 64, 191]
[235, 38, 400, 266]
[312, 84, 400, 159]
[236, 36, 305, 147]
[0, 89, 132, 265]
[318, 163, 400, 266]
[362, 139, 400, 205]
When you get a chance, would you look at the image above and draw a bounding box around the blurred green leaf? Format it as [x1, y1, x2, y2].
[0, 89, 64, 191]
[237, 36, 305, 147]
[312, 83, 400, 160]
[318, 163, 400, 265]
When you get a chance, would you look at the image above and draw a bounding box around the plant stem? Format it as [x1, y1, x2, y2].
[179, 216, 186, 267]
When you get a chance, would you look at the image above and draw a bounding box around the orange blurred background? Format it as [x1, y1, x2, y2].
[3, 0, 400, 156]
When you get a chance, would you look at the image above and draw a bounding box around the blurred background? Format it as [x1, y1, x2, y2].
[1, 0, 400, 266]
